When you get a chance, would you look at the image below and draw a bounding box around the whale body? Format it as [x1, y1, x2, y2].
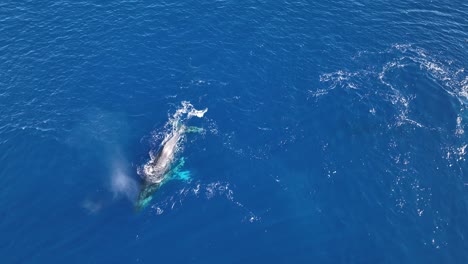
[135, 127, 183, 211]
[135, 102, 207, 211]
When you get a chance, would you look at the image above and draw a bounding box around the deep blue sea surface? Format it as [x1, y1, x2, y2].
[1, 0, 468, 263]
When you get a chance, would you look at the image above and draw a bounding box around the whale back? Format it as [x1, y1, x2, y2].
[143, 129, 182, 184]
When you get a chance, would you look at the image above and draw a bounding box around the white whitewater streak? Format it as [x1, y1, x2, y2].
[319, 44, 467, 103]
[165, 101, 208, 135]
[391, 44, 467, 103]
[172, 101, 208, 122]
[318, 44, 467, 129]
[456, 116, 464, 136]
[152, 101, 208, 148]
[461, 76, 468, 102]
[188, 108, 208, 118]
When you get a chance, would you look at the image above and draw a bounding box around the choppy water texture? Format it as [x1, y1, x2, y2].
[1, 0, 467, 263]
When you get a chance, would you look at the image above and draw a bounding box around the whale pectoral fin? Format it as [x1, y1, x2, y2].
[165, 170, 191, 182]
[162, 170, 192, 183]
[185, 126, 205, 134]
[135, 183, 160, 212]
[172, 157, 185, 172]
[163, 158, 192, 182]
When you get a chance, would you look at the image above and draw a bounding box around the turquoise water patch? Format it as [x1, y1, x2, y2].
[161, 157, 192, 185]
[172, 170, 191, 181]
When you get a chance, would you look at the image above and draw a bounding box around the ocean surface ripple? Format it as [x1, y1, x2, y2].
[0, 0, 467, 263]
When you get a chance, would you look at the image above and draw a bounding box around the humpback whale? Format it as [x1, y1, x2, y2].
[135, 102, 207, 211]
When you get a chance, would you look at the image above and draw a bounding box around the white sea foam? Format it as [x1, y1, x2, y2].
[188, 108, 208, 118]
[149, 181, 260, 222]
[171, 101, 208, 125]
[456, 116, 464, 135]
[316, 44, 465, 250]
[318, 44, 468, 130]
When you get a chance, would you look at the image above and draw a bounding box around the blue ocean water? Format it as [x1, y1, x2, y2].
[1, 0, 467, 263]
